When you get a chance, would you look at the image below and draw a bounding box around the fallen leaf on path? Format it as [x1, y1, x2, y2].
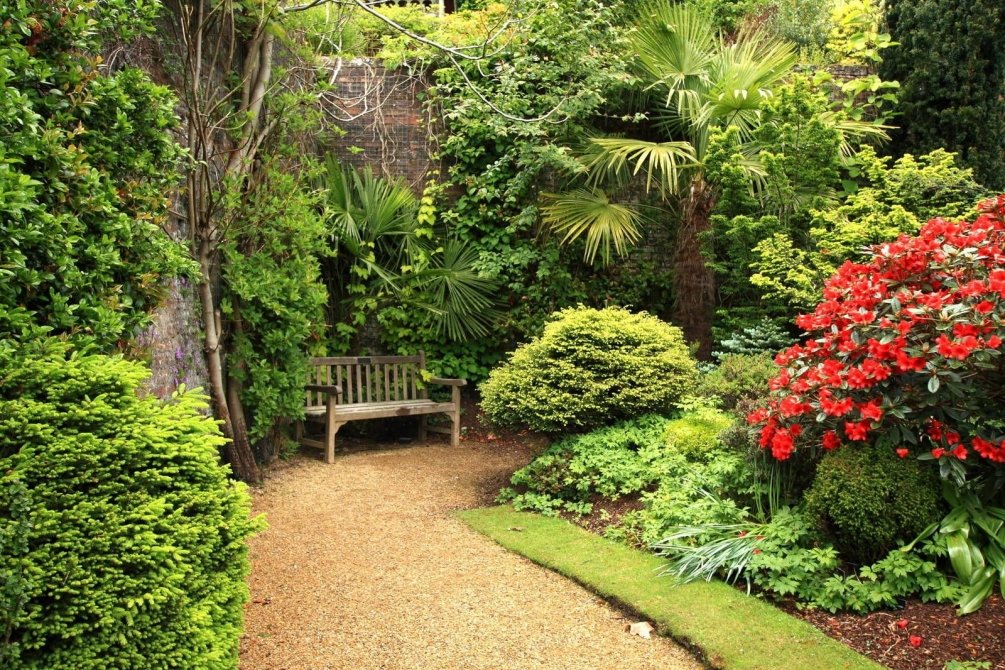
[628, 622, 654, 639]
[507, 526, 524, 532]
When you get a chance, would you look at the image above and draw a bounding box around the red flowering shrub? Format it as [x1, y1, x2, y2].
[747, 196, 1005, 480]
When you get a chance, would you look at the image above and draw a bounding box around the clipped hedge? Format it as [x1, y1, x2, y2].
[480, 306, 698, 432]
[804, 442, 943, 563]
[0, 343, 261, 669]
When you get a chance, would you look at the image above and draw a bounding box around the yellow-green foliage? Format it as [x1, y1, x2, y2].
[698, 353, 778, 411]
[480, 307, 698, 433]
[0, 342, 261, 669]
[288, 2, 512, 65]
[663, 407, 735, 460]
[750, 148, 986, 310]
[826, 0, 890, 65]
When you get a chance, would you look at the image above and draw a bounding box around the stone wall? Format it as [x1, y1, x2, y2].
[136, 274, 209, 399]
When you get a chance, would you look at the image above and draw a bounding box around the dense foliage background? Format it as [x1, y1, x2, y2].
[0, 0, 190, 347]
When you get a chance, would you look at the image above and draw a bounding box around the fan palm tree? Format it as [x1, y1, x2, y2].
[543, 3, 800, 357]
[321, 160, 498, 344]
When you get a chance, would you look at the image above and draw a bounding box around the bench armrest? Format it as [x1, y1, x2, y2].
[305, 384, 343, 396]
[428, 377, 467, 387]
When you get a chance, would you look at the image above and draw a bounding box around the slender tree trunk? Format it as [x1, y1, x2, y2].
[672, 179, 716, 359]
[198, 237, 261, 483]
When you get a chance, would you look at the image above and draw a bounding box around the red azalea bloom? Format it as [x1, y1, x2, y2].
[844, 421, 870, 441]
[896, 619, 909, 630]
[974, 299, 995, 314]
[822, 431, 841, 451]
[909, 635, 923, 648]
[895, 350, 927, 372]
[770, 428, 795, 460]
[744, 197, 1005, 463]
[858, 400, 883, 422]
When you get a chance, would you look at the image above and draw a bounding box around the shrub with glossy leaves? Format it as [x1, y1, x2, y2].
[480, 306, 698, 432]
[804, 442, 943, 563]
[0, 1, 190, 347]
[0, 343, 260, 669]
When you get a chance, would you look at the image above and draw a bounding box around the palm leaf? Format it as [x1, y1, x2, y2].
[411, 241, 499, 341]
[816, 111, 891, 157]
[632, 2, 716, 107]
[585, 137, 697, 196]
[541, 188, 645, 264]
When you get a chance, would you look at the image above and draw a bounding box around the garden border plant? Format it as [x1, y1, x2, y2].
[0, 342, 261, 669]
[747, 195, 1005, 613]
[480, 306, 698, 433]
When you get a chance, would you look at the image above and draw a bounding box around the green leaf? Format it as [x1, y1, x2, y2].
[946, 530, 976, 582]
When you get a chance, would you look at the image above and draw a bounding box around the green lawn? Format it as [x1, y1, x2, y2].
[458, 506, 884, 670]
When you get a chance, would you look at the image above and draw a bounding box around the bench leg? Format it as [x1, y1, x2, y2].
[294, 419, 304, 444]
[418, 415, 428, 443]
[325, 421, 345, 464]
[450, 386, 462, 447]
[325, 397, 344, 464]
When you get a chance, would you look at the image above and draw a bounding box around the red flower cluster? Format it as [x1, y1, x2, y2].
[748, 196, 1005, 468]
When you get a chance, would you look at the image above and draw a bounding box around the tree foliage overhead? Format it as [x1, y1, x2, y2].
[881, 0, 1005, 189]
[0, 0, 190, 348]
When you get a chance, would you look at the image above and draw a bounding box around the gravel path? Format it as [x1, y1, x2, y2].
[239, 438, 702, 670]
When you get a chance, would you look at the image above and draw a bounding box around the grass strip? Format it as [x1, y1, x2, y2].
[457, 506, 884, 670]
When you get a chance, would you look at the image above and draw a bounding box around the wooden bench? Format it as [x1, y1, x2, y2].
[296, 353, 466, 463]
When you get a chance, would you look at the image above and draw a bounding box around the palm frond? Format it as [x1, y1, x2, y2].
[585, 137, 697, 196]
[700, 32, 797, 141]
[817, 111, 891, 157]
[632, 2, 716, 99]
[411, 241, 499, 341]
[541, 188, 645, 264]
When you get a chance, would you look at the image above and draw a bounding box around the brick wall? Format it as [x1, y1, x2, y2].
[324, 58, 438, 192]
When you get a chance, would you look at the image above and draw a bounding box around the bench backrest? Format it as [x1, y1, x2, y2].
[306, 354, 427, 408]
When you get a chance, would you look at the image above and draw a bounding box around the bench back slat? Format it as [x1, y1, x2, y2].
[307, 354, 426, 407]
[310, 355, 422, 365]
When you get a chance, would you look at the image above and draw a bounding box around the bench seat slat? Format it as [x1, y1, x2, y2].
[305, 400, 455, 420]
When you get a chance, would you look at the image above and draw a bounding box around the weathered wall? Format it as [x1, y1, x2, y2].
[323, 59, 438, 191]
[137, 274, 209, 399]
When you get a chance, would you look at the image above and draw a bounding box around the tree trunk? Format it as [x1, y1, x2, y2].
[672, 180, 716, 360]
[198, 237, 261, 483]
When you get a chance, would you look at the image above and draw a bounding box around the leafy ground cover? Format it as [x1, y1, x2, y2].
[458, 506, 883, 670]
[541, 489, 1005, 670]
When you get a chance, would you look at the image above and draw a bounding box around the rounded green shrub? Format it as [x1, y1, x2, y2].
[660, 406, 734, 461]
[697, 353, 778, 412]
[804, 443, 942, 564]
[0, 342, 261, 669]
[479, 306, 698, 433]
